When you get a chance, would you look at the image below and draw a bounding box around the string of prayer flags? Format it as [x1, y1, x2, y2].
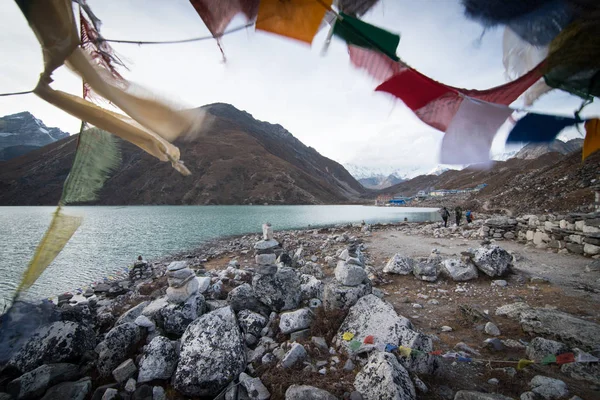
[517, 359, 535, 370]
[440, 98, 513, 165]
[256, 0, 333, 44]
[333, 12, 400, 61]
[347, 45, 408, 82]
[506, 113, 582, 143]
[543, 18, 600, 99]
[336, 0, 380, 16]
[342, 332, 355, 341]
[502, 27, 552, 106]
[376, 69, 452, 111]
[583, 119, 600, 161]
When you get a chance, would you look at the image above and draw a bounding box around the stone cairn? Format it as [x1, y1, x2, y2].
[129, 257, 154, 281]
[166, 261, 199, 303]
[253, 223, 281, 275]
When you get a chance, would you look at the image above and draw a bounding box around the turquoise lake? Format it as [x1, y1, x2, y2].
[0, 205, 440, 306]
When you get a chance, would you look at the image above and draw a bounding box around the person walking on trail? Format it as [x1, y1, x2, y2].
[440, 207, 450, 227]
[455, 206, 463, 226]
[466, 210, 473, 224]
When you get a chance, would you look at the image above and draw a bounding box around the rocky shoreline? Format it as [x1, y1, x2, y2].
[1, 217, 599, 400]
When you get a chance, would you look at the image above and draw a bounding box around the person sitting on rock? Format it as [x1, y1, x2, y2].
[440, 207, 450, 227]
[466, 210, 473, 224]
[455, 206, 462, 226]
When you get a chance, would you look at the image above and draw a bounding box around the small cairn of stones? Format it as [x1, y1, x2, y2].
[166, 261, 199, 303]
[254, 223, 281, 275]
[129, 256, 154, 281]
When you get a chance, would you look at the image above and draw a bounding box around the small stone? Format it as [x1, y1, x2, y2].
[134, 315, 155, 330]
[101, 388, 118, 400]
[441, 326, 453, 332]
[239, 372, 270, 400]
[153, 386, 166, 400]
[488, 378, 499, 385]
[167, 261, 187, 271]
[428, 299, 440, 305]
[125, 378, 136, 393]
[492, 280, 508, 287]
[530, 375, 569, 399]
[343, 359, 355, 371]
[413, 303, 423, 309]
[281, 343, 307, 368]
[485, 322, 501, 336]
[484, 338, 504, 351]
[255, 253, 277, 265]
[311, 336, 328, 351]
[112, 359, 137, 383]
[413, 376, 428, 393]
[290, 329, 311, 343]
[279, 308, 313, 334]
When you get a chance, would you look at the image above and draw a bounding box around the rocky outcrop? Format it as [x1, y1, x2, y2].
[174, 306, 246, 397]
[138, 336, 177, 383]
[8, 321, 95, 373]
[354, 352, 416, 400]
[95, 323, 143, 377]
[252, 267, 301, 312]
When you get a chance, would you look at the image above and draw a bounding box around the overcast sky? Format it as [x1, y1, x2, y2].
[1, 0, 598, 172]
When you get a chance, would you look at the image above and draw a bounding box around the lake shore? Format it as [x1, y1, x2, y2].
[1, 214, 600, 400]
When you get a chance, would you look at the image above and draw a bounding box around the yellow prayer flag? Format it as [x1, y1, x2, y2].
[399, 346, 412, 358]
[256, 0, 333, 44]
[583, 119, 600, 161]
[517, 359, 535, 370]
[342, 332, 355, 341]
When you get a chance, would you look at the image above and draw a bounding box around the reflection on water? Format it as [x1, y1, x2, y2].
[0, 205, 440, 305]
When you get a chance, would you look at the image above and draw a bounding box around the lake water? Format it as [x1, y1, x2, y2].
[0, 205, 440, 306]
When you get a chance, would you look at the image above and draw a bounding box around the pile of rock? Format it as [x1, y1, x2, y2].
[518, 212, 600, 256]
[166, 261, 199, 304]
[129, 257, 154, 281]
[481, 216, 518, 240]
[254, 223, 281, 275]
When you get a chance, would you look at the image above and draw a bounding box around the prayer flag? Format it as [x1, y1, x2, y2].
[348, 45, 407, 82]
[457, 356, 472, 362]
[440, 98, 513, 165]
[333, 12, 400, 61]
[575, 351, 599, 363]
[189, 0, 259, 37]
[342, 332, 355, 341]
[556, 352, 576, 365]
[517, 359, 535, 369]
[256, 0, 333, 44]
[385, 344, 398, 353]
[363, 335, 375, 344]
[399, 346, 412, 358]
[506, 113, 581, 143]
[376, 69, 453, 111]
[541, 354, 556, 365]
[430, 350, 443, 356]
[337, 0, 380, 16]
[583, 119, 600, 161]
[349, 340, 362, 351]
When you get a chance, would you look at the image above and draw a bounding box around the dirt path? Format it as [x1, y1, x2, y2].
[366, 230, 600, 303]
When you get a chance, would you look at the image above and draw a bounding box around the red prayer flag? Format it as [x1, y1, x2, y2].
[376, 69, 453, 111]
[430, 350, 443, 356]
[189, 0, 259, 37]
[348, 45, 408, 82]
[556, 352, 576, 365]
[363, 335, 375, 344]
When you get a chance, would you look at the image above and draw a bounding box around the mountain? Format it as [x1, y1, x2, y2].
[0, 112, 69, 161]
[358, 174, 405, 190]
[0, 104, 365, 205]
[345, 163, 462, 189]
[514, 138, 584, 160]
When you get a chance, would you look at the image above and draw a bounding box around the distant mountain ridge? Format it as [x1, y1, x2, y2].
[514, 138, 583, 160]
[0, 104, 365, 205]
[0, 111, 69, 161]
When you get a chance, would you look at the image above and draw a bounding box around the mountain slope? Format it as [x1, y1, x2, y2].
[0, 112, 69, 161]
[0, 104, 364, 205]
[514, 138, 583, 160]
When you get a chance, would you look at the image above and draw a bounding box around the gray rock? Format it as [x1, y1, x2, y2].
[471, 246, 512, 277]
[354, 352, 415, 400]
[492, 280, 508, 287]
[335, 261, 367, 286]
[135, 315, 155, 330]
[337, 295, 412, 352]
[281, 343, 307, 368]
[412, 262, 439, 282]
[8, 363, 81, 400]
[133, 385, 153, 400]
[141, 297, 169, 320]
[228, 284, 270, 315]
[9, 321, 95, 373]
[530, 375, 569, 399]
[238, 310, 268, 337]
[101, 388, 118, 400]
[519, 308, 600, 349]
[285, 385, 337, 400]
[413, 376, 428, 393]
[520, 392, 538, 400]
[173, 307, 246, 397]
[96, 322, 142, 377]
[152, 386, 166, 400]
[495, 302, 530, 318]
[40, 377, 91, 400]
[312, 336, 328, 351]
[279, 308, 313, 334]
[454, 391, 514, 400]
[112, 359, 137, 383]
[166, 277, 199, 303]
[441, 259, 478, 281]
[239, 373, 270, 400]
[138, 336, 177, 383]
[125, 378, 136, 393]
[397, 329, 435, 375]
[197, 277, 211, 293]
[254, 239, 279, 251]
[252, 267, 301, 312]
[256, 253, 277, 265]
[343, 359, 355, 371]
[160, 293, 205, 336]
[526, 337, 568, 362]
[167, 261, 187, 271]
[300, 274, 324, 301]
[383, 254, 414, 275]
[115, 301, 151, 326]
[323, 282, 372, 310]
[300, 262, 325, 279]
[484, 322, 501, 336]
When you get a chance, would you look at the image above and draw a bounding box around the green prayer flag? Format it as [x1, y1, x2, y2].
[541, 354, 557, 365]
[333, 12, 400, 61]
[349, 340, 362, 351]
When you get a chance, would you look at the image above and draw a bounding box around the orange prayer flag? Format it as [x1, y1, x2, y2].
[583, 119, 600, 161]
[256, 0, 333, 44]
